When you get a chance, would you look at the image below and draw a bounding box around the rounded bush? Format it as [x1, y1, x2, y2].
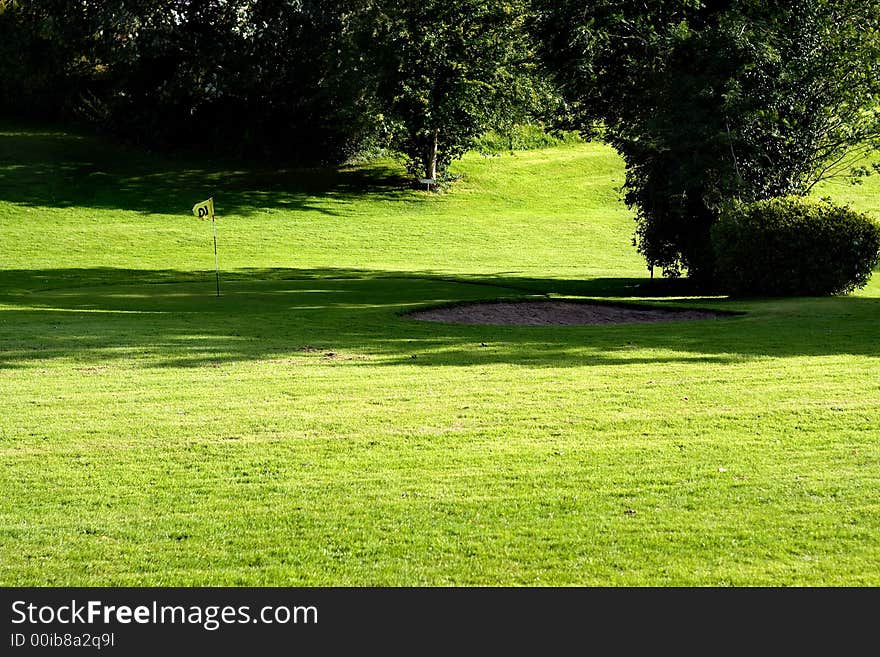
[711, 196, 880, 296]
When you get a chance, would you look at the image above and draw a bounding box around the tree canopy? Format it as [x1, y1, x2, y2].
[348, 0, 550, 181]
[533, 0, 880, 280]
[0, 0, 550, 171]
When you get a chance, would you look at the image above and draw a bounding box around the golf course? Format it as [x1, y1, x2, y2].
[1, 121, 878, 586]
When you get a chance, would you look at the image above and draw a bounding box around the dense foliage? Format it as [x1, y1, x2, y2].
[0, 1, 374, 162]
[533, 0, 880, 282]
[348, 0, 551, 181]
[712, 197, 880, 296]
[0, 0, 550, 170]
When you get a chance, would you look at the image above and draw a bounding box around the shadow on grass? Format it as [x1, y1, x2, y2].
[0, 127, 414, 216]
[0, 267, 878, 370]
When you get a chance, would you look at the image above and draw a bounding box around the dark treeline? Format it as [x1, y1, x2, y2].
[0, 1, 382, 163]
[0, 0, 551, 173]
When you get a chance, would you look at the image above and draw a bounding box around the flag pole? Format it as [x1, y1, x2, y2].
[211, 212, 220, 298]
[191, 196, 221, 297]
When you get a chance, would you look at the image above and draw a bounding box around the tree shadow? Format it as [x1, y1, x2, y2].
[0, 126, 415, 216]
[0, 267, 877, 370]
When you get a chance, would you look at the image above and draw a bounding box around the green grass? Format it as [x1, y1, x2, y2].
[1, 122, 879, 585]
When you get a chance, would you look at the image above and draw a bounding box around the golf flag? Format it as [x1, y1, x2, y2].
[190, 196, 221, 297]
[192, 197, 214, 220]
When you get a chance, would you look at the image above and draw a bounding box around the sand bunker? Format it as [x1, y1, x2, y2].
[407, 300, 728, 326]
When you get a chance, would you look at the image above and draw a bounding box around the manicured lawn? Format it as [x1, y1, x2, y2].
[1, 123, 878, 585]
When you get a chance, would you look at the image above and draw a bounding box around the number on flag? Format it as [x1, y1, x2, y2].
[192, 197, 214, 220]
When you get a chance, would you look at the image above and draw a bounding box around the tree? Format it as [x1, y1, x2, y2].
[0, 1, 378, 164]
[2, 1, 553, 173]
[92, 0, 379, 163]
[0, 0, 101, 119]
[352, 0, 549, 182]
[533, 0, 880, 282]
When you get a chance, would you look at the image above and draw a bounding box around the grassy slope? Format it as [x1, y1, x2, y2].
[0, 125, 641, 280]
[0, 123, 878, 585]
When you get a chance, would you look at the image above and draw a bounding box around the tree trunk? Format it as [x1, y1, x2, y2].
[424, 129, 438, 181]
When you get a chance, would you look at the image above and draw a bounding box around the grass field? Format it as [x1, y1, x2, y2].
[1, 122, 878, 586]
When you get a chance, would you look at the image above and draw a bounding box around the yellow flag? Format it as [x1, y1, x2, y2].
[192, 197, 214, 220]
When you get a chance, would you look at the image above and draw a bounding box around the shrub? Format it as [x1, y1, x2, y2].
[711, 196, 880, 296]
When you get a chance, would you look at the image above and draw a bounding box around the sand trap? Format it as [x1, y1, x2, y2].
[407, 300, 728, 326]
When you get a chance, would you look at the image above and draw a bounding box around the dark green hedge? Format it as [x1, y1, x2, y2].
[711, 196, 880, 296]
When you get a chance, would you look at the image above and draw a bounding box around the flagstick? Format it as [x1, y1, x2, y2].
[212, 215, 220, 297]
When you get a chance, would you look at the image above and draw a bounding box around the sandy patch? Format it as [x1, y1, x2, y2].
[407, 300, 728, 326]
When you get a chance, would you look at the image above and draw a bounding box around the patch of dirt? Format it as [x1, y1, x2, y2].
[406, 300, 729, 326]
